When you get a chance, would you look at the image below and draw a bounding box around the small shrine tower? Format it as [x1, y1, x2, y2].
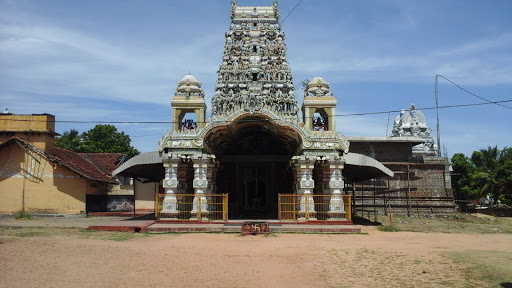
[170, 74, 206, 133]
[302, 77, 337, 132]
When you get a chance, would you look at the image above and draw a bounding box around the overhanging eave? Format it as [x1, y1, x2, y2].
[343, 152, 394, 182]
[113, 151, 164, 180]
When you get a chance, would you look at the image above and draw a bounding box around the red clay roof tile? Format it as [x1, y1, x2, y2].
[0, 137, 121, 183]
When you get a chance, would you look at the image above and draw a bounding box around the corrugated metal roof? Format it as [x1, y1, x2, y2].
[343, 152, 394, 181]
[112, 151, 162, 176]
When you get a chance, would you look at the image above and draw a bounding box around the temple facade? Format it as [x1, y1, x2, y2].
[114, 2, 454, 221]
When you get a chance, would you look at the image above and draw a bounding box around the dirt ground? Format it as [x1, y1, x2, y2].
[1, 218, 511, 288]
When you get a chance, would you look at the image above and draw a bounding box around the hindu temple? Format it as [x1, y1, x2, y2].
[113, 1, 455, 222]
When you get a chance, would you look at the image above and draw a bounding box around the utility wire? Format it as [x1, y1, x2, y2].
[437, 74, 512, 110]
[131, 133, 164, 138]
[4, 99, 511, 125]
[280, 0, 304, 25]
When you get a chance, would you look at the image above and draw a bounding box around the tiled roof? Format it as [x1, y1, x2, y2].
[51, 148, 117, 183]
[81, 153, 125, 175]
[0, 137, 120, 183]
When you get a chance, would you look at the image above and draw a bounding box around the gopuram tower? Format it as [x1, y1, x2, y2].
[211, 1, 298, 118]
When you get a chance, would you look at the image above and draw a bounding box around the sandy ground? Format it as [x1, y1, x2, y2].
[1, 218, 511, 288]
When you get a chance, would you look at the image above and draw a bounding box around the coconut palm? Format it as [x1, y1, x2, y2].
[55, 129, 81, 151]
[471, 146, 511, 206]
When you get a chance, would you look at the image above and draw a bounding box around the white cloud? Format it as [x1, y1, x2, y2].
[1, 0, 510, 156]
[0, 20, 223, 105]
[287, 26, 512, 85]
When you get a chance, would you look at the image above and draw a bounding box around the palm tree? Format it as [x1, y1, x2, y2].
[55, 129, 81, 151]
[471, 146, 510, 206]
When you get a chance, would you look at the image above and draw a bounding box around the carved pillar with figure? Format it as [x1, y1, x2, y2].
[190, 155, 211, 220]
[328, 157, 345, 220]
[161, 158, 180, 219]
[295, 156, 317, 221]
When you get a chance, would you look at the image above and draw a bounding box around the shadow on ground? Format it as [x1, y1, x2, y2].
[351, 215, 381, 226]
[123, 213, 155, 221]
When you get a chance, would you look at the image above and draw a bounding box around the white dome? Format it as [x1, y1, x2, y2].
[307, 77, 330, 94]
[308, 77, 329, 87]
[176, 74, 202, 93]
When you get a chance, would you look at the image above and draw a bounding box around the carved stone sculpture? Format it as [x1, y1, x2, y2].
[211, 4, 299, 118]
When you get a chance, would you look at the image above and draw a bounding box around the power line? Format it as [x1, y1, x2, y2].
[437, 74, 512, 110]
[280, 0, 304, 25]
[131, 133, 164, 138]
[3, 99, 511, 125]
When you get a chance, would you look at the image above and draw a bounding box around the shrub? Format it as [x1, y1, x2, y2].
[14, 210, 32, 220]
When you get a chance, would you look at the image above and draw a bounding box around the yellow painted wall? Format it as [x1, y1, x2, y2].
[0, 114, 56, 151]
[0, 114, 55, 132]
[0, 141, 106, 214]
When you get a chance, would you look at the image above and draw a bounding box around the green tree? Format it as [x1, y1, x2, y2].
[452, 146, 512, 206]
[471, 146, 511, 206]
[450, 153, 478, 201]
[55, 129, 82, 151]
[79, 125, 140, 158]
[495, 147, 512, 205]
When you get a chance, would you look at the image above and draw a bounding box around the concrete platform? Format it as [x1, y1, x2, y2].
[144, 222, 362, 234]
[1, 216, 362, 234]
[88, 218, 363, 234]
[86, 215, 363, 234]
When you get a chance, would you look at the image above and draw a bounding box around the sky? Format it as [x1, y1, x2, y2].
[1, 0, 511, 158]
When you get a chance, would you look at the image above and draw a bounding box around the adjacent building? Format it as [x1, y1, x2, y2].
[0, 113, 130, 214]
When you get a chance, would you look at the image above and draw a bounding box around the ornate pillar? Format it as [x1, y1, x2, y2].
[328, 157, 345, 220]
[190, 155, 211, 220]
[161, 159, 180, 219]
[296, 156, 317, 221]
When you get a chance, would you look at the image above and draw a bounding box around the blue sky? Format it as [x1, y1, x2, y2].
[1, 0, 511, 158]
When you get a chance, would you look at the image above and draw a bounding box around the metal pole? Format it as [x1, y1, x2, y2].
[435, 75, 441, 156]
[132, 178, 136, 218]
[361, 182, 364, 218]
[407, 163, 411, 217]
[373, 180, 376, 222]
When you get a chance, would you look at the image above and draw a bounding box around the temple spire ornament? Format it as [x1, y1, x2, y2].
[211, 1, 298, 118]
[391, 103, 438, 155]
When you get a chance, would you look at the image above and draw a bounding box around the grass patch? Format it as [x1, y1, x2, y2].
[106, 232, 150, 241]
[80, 229, 150, 241]
[13, 210, 32, 220]
[444, 250, 512, 287]
[14, 231, 46, 237]
[0, 226, 150, 241]
[377, 225, 401, 232]
[375, 213, 512, 234]
[0, 227, 58, 238]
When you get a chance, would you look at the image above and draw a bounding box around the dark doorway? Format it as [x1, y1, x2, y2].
[205, 116, 300, 219]
[220, 159, 293, 220]
[239, 164, 273, 219]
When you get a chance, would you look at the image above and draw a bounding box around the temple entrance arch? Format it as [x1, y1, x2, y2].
[203, 114, 301, 219]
